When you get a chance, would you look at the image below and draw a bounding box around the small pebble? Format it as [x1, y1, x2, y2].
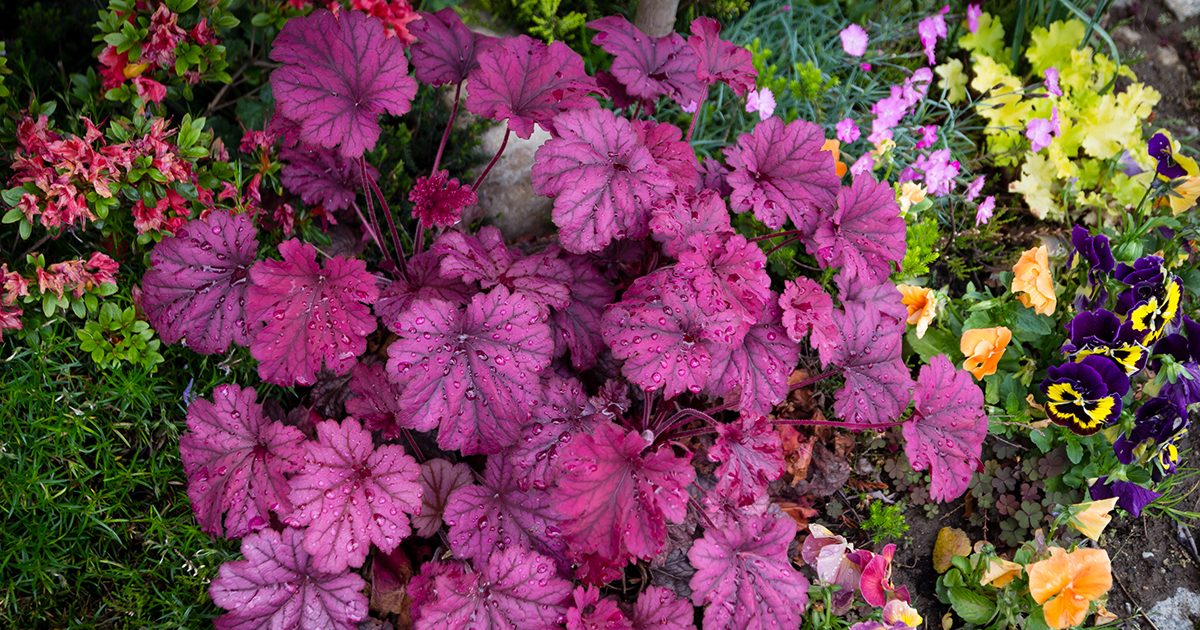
[1144, 551, 1156, 559]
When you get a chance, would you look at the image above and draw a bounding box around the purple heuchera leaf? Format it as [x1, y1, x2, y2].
[412, 458, 474, 538]
[246, 239, 379, 386]
[626, 586, 696, 630]
[550, 254, 615, 370]
[568, 586, 632, 630]
[431, 226, 572, 311]
[602, 270, 739, 398]
[837, 278, 908, 327]
[385, 286, 553, 454]
[587, 16, 703, 108]
[706, 297, 800, 416]
[724, 117, 839, 231]
[902, 354, 987, 502]
[409, 170, 477, 227]
[708, 414, 785, 506]
[375, 250, 477, 334]
[209, 527, 367, 630]
[649, 189, 734, 258]
[141, 210, 258, 354]
[532, 108, 677, 254]
[413, 545, 572, 630]
[832, 300, 914, 429]
[632, 119, 701, 193]
[270, 9, 418, 158]
[180, 384, 305, 539]
[408, 559, 468, 620]
[511, 377, 601, 491]
[553, 421, 695, 569]
[677, 233, 770, 328]
[409, 9, 497, 87]
[688, 511, 810, 630]
[687, 17, 757, 96]
[280, 144, 378, 212]
[466, 35, 602, 139]
[284, 417, 422, 573]
[810, 174, 907, 287]
[344, 363, 407, 439]
[444, 452, 565, 568]
[779, 277, 839, 366]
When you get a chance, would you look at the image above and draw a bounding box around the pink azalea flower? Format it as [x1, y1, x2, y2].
[840, 24, 869, 57]
[915, 125, 938, 150]
[1026, 106, 1060, 152]
[837, 118, 861, 143]
[967, 4, 982, 33]
[1044, 67, 1061, 97]
[965, 175, 985, 201]
[745, 87, 777, 121]
[976, 195, 995, 226]
[917, 10, 948, 65]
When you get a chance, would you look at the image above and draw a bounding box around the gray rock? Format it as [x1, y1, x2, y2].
[467, 123, 556, 241]
[1147, 587, 1200, 630]
[1166, 0, 1200, 19]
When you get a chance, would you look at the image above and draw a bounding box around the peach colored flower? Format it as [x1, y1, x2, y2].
[1028, 547, 1112, 629]
[980, 557, 1024, 588]
[823, 139, 848, 178]
[1012, 245, 1057, 315]
[1068, 497, 1117, 542]
[897, 284, 938, 338]
[898, 182, 927, 214]
[961, 326, 1012, 380]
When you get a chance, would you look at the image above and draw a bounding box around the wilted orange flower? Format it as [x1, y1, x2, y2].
[1069, 498, 1117, 542]
[980, 557, 1024, 588]
[961, 326, 1012, 380]
[1012, 245, 1057, 315]
[1028, 548, 1112, 629]
[897, 284, 938, 338]
[822, 139, 848, 177]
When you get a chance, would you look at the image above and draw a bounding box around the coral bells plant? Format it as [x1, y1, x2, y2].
[125, 7, 996, 629]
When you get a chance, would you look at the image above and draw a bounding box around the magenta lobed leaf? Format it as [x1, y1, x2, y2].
[408, 558, 467, 620]
[210, 527, 368, 630]
[688, 512, 810, 630]
[677, 233, 770, 327]
[270, 9, 418, 158]
[687, 17, 757, 96]
[724, 117, 839, 231]
[602, 270, 740, 397]
[532, 108, 677, 254]
[141, 210, 258, 354]
[246, 239, 379, 386]
[344, 362, 407, 439]
[902, 354, 987, 502]
[384, 286, 553, 454]
[838, 278, 908, 326]
[701, 488, 770, 531]
[413, 545, 572, 630]
[284, 417, 422, 573]
[587, 16, 703, 107]
[831, 300, 914, 429]
[431, 226, 572, 310]
[553, 421, 695, 569]
[568, 586, 633, 630]
[180, 384, 305, 539]
[511, 377, 600, 491]
[409, 170, 477, 227]
[466, 35, 602, 139]
[708, 414, 785, 506]
[279, 144, 378, 212]
[626, 586, 696, 630]
[632, 119, 701, 194]
[705, 297, 799, 415]
[374, 250, 477, 334]
[412, 458, 474, 538]
[810, 174, 907, 287]
[549, 254, 615, 370]
[409, 9, 497, 87]
[649, 189, 734, 258]
[779, 277, 839, 366]
[444, 452, 566, 568]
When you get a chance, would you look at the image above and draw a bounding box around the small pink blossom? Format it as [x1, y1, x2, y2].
[965, 175, 985, 201]
[840, 24, 869, 57]
[918, 10, 948, 65]
[967, 4, 982, 33]
[1026, 106, 1060, 152]
[975, 196, 995, 226]
[837, 118, 861, 143]
[860, 62, 872, 71]
[915, 125, 938, 150]
[912, 148, 958, 196]
[1044, 67, 1061, 97]
[850, 152, 875, 176]
[745, 87, 777, 121]
[681, 100, 700, 114]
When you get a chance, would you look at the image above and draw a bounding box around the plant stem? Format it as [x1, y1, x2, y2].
[363, 162, 407, 276]
[401, 428, 426, 463]
[670, 426, 717, 439]
[358, 160, 395, 269]
[791, 369, 838, 391]
[774, 417, 908, 430]
[472, 128, 510, 192]
[431, 82, 461, 175]
[750, 229, 804, 243]
[685, 86, 708, 143]
[350, 201, 387, 256]
[766, 235, 804, 257]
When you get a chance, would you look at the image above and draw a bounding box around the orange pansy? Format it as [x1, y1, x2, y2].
[897, 284, 938, 338]
[1012, 245, 1057, 315]
[1068, 498, 1117, 542]
[1028, 547, 1113, 629]
[980, 557, 1024, 588]
[960, 326, 1012, 380]
[823, 139, 848, 178]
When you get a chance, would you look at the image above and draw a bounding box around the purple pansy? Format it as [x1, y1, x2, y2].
[1041, 355, 1129, 435]
[1089, 477, 1161, 517]
[1150, 317, 1200, 406]
[1071, 225, 1115, 284]
[1148, 132, 1189, 180]
[1061, 309, 1145, 376]
[1113, 396, 1188, 465]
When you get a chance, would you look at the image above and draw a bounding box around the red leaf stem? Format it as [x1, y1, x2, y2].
[471, 127, 510, 192]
